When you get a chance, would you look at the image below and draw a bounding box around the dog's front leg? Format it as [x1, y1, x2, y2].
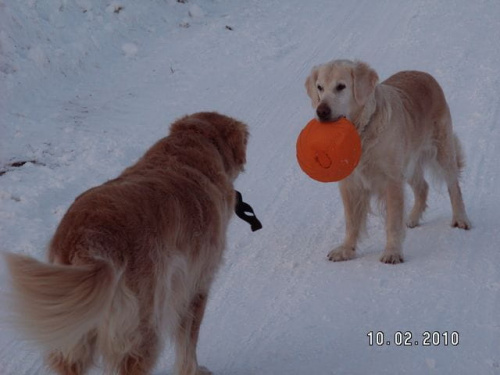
[328, 181, 370, 261]
[380, 181, 405, 264]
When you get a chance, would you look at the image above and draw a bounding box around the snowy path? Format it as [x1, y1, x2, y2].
[1, 1, 500, 374]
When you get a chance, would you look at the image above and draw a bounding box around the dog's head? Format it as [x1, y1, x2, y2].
[305, 60, 378, 124]
[170, 112, 249, 180]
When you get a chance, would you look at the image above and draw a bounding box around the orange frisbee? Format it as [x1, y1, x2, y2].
[296, 118, 362, 182]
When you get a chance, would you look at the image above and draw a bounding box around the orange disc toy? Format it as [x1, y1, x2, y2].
[296, 118, 362, 182]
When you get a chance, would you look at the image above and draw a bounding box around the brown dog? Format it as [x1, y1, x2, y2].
[305, 59, 470, 264]
[5, 112, 249, 375]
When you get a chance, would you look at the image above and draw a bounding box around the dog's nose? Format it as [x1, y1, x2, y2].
[316, 103, 331, 121]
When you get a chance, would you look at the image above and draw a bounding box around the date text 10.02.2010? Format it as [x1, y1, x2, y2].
[367, 331, 459, 347]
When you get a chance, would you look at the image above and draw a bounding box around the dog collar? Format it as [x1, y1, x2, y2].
[234, 191, 262, 232]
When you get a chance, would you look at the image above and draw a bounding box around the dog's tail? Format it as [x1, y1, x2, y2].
[4, 253, 124, 352]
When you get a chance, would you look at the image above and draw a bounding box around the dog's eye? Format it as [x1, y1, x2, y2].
[336, 83, 346, 92]
[317, 84, 324, 92]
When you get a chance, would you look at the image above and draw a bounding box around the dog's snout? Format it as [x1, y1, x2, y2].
[316, 103, 331, 121]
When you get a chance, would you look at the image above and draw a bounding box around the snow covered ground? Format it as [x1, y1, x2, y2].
[1, 1, 500, 374]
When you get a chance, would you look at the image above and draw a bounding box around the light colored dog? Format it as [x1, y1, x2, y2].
[305, 59, 470, 264]
[5, 112, 248, 375]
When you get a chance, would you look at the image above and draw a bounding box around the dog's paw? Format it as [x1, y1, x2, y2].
[380, 251, 403, 264]
[406, 217, 420, 228]
[327, 245, 355, 262]
[196, 366, 213, 375]
[452, 215, 471, 230]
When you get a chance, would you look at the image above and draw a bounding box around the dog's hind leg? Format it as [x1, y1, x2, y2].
[174, 291, 212, 375]
[446, 135, 471, 229]
[117, 325, 161, 375]
[46, 330, 97, 375]
[446, 178, 470, 229]
[435, 113, 471, 229]
[407, 164, 429, 228]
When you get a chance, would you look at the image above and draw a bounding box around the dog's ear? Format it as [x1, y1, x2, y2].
[352, 61, 378, 105]
[225, 120, 248, 168]
[305, 66, 320, 108]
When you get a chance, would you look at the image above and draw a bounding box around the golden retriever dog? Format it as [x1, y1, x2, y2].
[4, 112, 248, 375]
[305, 59, 471, 264]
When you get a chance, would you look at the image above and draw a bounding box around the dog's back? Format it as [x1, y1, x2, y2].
[379, 70, 465, 179]
[382, 71, 451, 140]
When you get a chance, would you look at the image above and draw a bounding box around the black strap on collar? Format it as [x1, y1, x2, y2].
[235, 190, 262, 232]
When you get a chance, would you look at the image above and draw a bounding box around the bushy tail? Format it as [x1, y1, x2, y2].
[4, 253, 116, 351]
